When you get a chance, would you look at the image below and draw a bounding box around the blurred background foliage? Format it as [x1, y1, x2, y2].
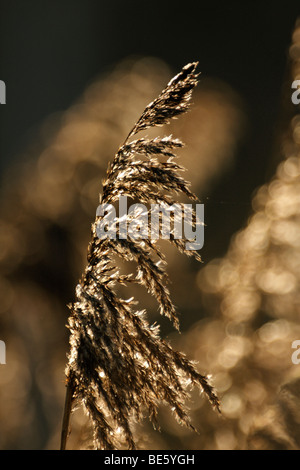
[0, 1, 300, 450]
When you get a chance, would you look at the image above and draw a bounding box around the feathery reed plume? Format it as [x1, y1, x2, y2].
[61, 62, 220, 450]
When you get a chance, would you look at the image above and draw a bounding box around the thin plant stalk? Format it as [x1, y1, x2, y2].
[60, 62, 220, 450]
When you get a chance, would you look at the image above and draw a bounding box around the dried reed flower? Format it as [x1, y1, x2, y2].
[61, 62, 220, 450]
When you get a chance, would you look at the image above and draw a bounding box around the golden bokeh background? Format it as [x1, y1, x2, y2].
[0, 11, 300, 450]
